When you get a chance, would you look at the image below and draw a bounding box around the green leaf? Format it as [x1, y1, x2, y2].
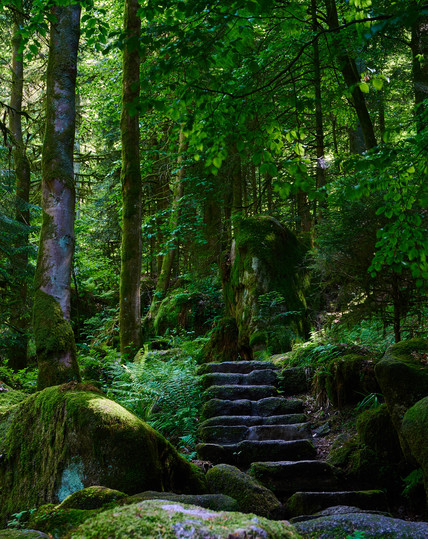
[359, 82, 370, 93]
[372, 77, 383, 91]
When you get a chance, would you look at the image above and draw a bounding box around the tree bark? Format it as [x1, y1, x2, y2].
[33, 4, 81, 389]
[325, 0, 377, 149]
[8, 5, 31, 370]
[119, 0, 143, 359]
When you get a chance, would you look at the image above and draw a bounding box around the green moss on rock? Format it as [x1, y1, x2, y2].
[201, 316, 240, 364]
[356, 404, 402, 460]
[28, 504, 97, 538]
[402, 396, 428, 507]
[0, 531, 49, 538]
[0, 383, 206, 525]
[206, 464, 281, 518]
[375, 338, 428, 460]
[59, 486, 127, 510]
[69, 499, 299, 538]
[223, 216, 309, 355]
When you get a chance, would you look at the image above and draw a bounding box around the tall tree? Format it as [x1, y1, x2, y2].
[119, 0, 142, 358]
[7, 1, 31, 370]
[33, 3, 81, 389]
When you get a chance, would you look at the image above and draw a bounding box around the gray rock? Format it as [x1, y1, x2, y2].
[293, 512, 428, 538]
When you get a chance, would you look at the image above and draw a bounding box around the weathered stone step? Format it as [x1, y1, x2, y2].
[203, 385, 277, 401]
[198, 424, 312, 444]
[198, 361, 276, 375]
[197, 439, 316, 467]
[201, 370, 278, 389]
[248, 460, 341, 497]
[285, 490, 389, 518]
[199, 414, 308, 428]
[201, 397, 304, 419]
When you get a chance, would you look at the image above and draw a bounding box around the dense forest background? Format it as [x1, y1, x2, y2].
[0, 0, 427, 452]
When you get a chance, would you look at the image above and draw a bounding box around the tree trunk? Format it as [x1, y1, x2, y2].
[33, 4, 81, 389]
[119, 0, 142, 359]
[325, 0, 377, 149]
[411, 15, 428, 132]
[8, 6, 31, 371]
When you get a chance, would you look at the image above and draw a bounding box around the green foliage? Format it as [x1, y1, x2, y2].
[0, 363, 37, 392]
[355, 392, 383, 412]
[105, 351, 202, 457]
[6, 508, 35, 530]
[402, 468, 424, 499]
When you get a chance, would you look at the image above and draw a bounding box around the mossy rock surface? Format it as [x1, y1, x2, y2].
[0, 383, 206, 525]
[201, 316, 241, 363]
[402, 396, 428, 506]
[0, 385, 27, 413]
[206, 463, 281, 518]
[356, 404, 402, 460]
[293, 512, 428, 538]
[315, 354, 379, 408]
[69, 499, 299, 538]
[58, 486, 127, 510]
[122, 491, 239, 512]
[28, 504, 97, 539]
[374, 338, 428, 460]
[223, 216, 309, 355]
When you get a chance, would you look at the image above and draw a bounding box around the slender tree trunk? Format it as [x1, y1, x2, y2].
[411, 15, 428, 132]
[33, 4, 81, 389]
[147, 130, 186, 325]
[8, 6, 31, 370]
[119, 0, 142, 359]
[325, 0, 377, 149]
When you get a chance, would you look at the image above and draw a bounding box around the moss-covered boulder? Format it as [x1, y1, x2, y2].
[375, 338, 428, 460]
[0, 384, 27, 413]
[223, 216, 309, 355]
[27, 504, 97, 538]
[58, 486, 127, 510]
[201, 316, 241, 363]
[314, 353, 379, 408]
[206, 464, 281, 518]
[356, 404, 402, 460]
[0, 383, 206, 525]
[122, 491, 239, 512]
[402, 396, 428, 507]
[69, 499, 299, 538]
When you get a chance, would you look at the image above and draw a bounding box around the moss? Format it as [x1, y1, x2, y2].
[0, 384, 207, 525]
[206, 464, 281, 518]
[69, 499, 299, 538]
[59, 486, 127, 510]
[28, 504, 97, 538]
[356, 404, 402, 459]
[201, 316, 241, 363]
[33, 290, 80, 389]
[402, 397, 428, 506]
[0, 387, 27, 414]
[0, 531, 50, 538]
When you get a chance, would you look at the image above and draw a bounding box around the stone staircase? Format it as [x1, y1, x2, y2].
[196, 359, 388, 518]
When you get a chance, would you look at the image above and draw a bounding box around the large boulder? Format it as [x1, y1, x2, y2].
[69, 499, 299, 538]
[374, 338, 428, 459]
[401, 396, 428, 507]
[206, 463, 281, 518]
[223, 216, 309, 355]
[0, 383, 206, 525]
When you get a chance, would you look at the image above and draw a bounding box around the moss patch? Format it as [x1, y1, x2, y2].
[69, 499, 299, 538]
[59, 486, 127, 510]
[28, 504, 97, 539]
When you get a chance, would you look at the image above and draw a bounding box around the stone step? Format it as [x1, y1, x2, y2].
[198, 424, 312, 444]
[197, 439, 316, 467]
[199, 414, 308, 428]
[248, 460, 341, 497]
[201, 370, 278, 389]
[198, 361, 276, 375]
[203, 385, 278, 401]
[285, 490, 389, 518]
[201, 397, 304, 419]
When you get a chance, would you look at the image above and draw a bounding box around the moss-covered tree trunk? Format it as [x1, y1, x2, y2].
[119, 0, 142, 359]
[8, 5, 31, 370]
[33, 4, 81, 389]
